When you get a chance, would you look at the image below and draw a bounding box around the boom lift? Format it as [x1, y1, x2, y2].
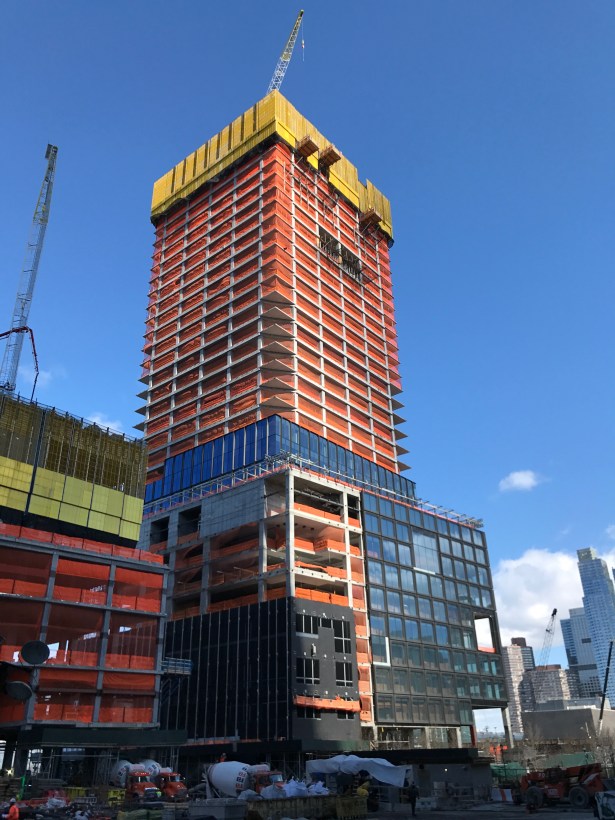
[0, 144, 58, 394]
[267, 10, 304, 93]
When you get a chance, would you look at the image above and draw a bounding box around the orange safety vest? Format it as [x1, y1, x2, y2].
[7, 804, 19, 820]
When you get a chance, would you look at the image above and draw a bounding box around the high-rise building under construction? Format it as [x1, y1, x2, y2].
[138, 92, 508, 758]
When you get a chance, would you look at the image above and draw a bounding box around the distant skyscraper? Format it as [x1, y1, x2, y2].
[511, 637, 536, 671]
[577, 548, 615, 705]
[561, 607, 601, 699]
[502, 643, 530, 735]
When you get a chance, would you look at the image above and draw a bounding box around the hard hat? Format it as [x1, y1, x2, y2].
[10, 798, 16, 803]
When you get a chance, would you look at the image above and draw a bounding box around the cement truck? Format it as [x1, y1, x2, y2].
[201, 762, 284, 798]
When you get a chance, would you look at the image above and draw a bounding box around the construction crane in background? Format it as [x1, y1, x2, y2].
[0, 327, 39, 401]
[533, 607, 558, 706]
[0, 144, 58, 394]
[267, 10, 304, 93]
[538, 608, 558, 667]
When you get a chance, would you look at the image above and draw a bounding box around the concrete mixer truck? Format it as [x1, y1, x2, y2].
[200, 762, 284, 798]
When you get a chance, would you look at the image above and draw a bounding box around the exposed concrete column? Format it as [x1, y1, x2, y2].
[286, 470, 295, 596]
[501, 705, 514, 748]
[342, 491, 353, 608]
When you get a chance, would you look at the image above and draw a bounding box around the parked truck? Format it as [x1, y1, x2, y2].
[154, 771, 188, 801]
[124, 771, 162, 803]
[200, 762, 284, 798]
[520, 762, 607, 809]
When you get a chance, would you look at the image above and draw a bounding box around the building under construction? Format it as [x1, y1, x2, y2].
[0, 394, 181, 779]
[138, 91, 510, 766]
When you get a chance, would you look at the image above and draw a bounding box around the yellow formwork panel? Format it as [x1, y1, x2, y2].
[151, 91, 394, 239]
[0, 486, 28, 512]
[58, 502, 89, 528]
[119, 520, 141, 542]
[91, 485, 124, 517]
[88, 510, 121, 535]
[28, 495, 61, 519]
[122, 494, 144, 525]
[32, 467, 65, 501]
[63, 475, 94, 508]
[0, 456, 33, 494]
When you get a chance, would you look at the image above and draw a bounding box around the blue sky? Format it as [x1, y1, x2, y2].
[2, 1, 614, 714]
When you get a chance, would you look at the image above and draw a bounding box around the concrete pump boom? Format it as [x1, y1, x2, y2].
[267, 10, 304, 93]
[0, 144, 58, 393]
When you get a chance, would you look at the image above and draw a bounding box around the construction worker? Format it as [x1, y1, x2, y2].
[408, 782, 419, 817]
[2, 798, 19, 820]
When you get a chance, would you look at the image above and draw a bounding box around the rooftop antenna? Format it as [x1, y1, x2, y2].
[267, 10, 304, 93]
[0, 144, 58, 394]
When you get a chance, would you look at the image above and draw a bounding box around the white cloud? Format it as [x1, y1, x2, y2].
[606, 525, 615, 541]
[87, 412, 124, 433]
[18, 363, 66, 390]
[498, 470, 544, 493]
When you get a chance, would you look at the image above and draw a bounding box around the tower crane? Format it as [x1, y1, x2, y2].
[267, 10, 304, 94]
[533, 607, 558, 706]
[538, 608, 558, 667]
[0, 144, 58, 394]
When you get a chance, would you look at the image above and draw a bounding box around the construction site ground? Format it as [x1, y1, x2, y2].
[369, 807, 595, 819]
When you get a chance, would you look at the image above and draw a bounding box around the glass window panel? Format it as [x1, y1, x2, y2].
[422, 514, 436, 531]
[451, 540, 463, 558]
[454, 560, 466, 580]
[436, 624, 450, 646]
[461, 526, 472, 543]
[478, 567, 489, 586]
[463, 543, 476, 562]
[372, 635, 388, 663]
[429, 699, 445, 723]
[447, 603, 460, 624]
[400, 569, 414, 591]
[463, 630, 476, 650]
[451, 628, 463, 648]
[460, 607, 474, 627]
[439, 537, 451, 554]
[475, 547, 487, 565]
[415, 572, 430, 594]
[411, 670, 425, 695]
[423, 646, 438, 669]
[395, 695, 411, 722]
[445, 580, 457, 600]
[404, 619, 419, 641]
[426, 671, 441, 695]
[402, 594, 416, 617]
[396, 523, 410, 542]
[382, 540, 397, 562]
[371, 616, 386, 636]
[398, 545, 411, 566]
[466, 653, 478, 674]
[418, 597, 432, 619]
[408, 645, 422, 667]
[393, 667, 409, 694]
[438, 648, 451, 669]
[420, 622, 435, 643]
[364, 513, 380, 533]
[466, 564, 478, 584]
[456, 676, 469, 697]
[370, 587, 385, 611]
[379, 498, 393, 517]
[385, 564, 399, 588]
[386, 591, 401, 614]
[470, 680, 481, 697]
[409, 509, 422, 527]
[375, 667, 392, 692]
[452, 651, 465, 673]
[368, 561, 383, 585]
[436, 518, 448, 535]
[366, 535, 381, 558]
[433, 601, 447, 622]
[363, 493, 378, 512]
[457, 583, 471, 604]
[376, 694, 393, 721]
[481, 589, 493, 608]
[391, 642, 406, 665]
[473, 529, 485, 547]
[470, 585, 482, 607]
[413, 696, 428, 721]
[449, 522, 461, 538]
[388, 617, 403, 639]
[394, 503, 408, 522]
[441, 557, 453, 577]
[381, 518, 395, 538]
[430, 576, 444, 598]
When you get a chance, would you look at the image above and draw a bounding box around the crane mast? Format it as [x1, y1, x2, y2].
[267, 10, 304, 94]
[534, 607, 558, 706]
[0, 144, 58, 393]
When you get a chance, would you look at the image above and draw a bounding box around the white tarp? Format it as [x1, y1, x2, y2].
[306, 754, 412, 788]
